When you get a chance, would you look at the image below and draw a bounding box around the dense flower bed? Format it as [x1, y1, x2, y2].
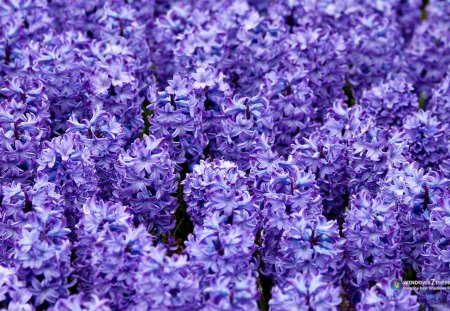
[0, 0, 449, 310]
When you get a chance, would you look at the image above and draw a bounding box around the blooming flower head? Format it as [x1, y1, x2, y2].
[36, 132, 98, 223]
[359, 75, 418, 128]
[183, 159, 258, 227]
[344, 190, 402, 291]
[357, 278, 419, 311]
[403, 110, 448, 170]
[114, 134, 178, 235]
[270, 272, 342, 311]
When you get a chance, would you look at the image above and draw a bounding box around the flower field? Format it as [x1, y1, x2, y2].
[0, 0, 449, 310]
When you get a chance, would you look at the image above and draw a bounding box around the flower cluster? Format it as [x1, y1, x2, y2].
[4, 175, 72, 306]
[404, 0, 450, 95]
[420, 189, 450, 308]
[183, 159, 257, 226]
[357, 278, 419, 311]
[183, 159, 260, 310]
[37, 133, 98, 226]
[344, 191, 402, 293]
[114, 134, 178, 235]
[428, 69, 450, 125]
[0, 78, 51, 187]
[66, 107, 126, 197]
[403, 110, 448, 170]
[291, 131, 349, 217]
[382, 163, 448, 271]
[147, 73, 209, 166]
[359, 75, 418, 128]
[270, 272, 342, 311]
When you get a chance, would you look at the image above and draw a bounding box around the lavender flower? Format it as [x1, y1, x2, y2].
[183, 159, 258, 227]
[282, 24, 347, 118]
[419, 189, 450, 309]
[344, 191, 402, 290]
[346, 11, 404, 93]
[28, 31, 92, 132]
[147, 73, 208, 165]
[0, 82, 51, 186]
[201, 273, 259, 311]
[348, 121, 407, 196]
[403, 110, 448, 170]
[12, 175, 72, 307]
[404, 0, 450, 94]
[36, 132, 98, 226]
[73, 196, 132, 293]
[66, 106, 126, 197]
[132, 245, 201, 310]
[356, 278, 419, 311]
[212, 91, 273, 169]
[50, 294, 111, 311]
[88, 225, 154, 309]
[184, 158, 260, 310]
[0, 182, 29, 261]
[277, 213, 345, 282]
[428, 69, 450, 125]
[0, 265, 32, 311]
[259, 163, 329, 281]
[185, 212, 257, 276]
[382, 163, 448, 272]
[291, 131, 350, 217]
[248, 134, 283, 199]
[114, 134, 178, 235]
[270, 272, 342, 311]
[359, 76, 418, 128]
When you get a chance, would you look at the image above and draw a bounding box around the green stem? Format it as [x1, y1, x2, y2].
[343, 80, 356, 107]
[421, 0, 429, 21]
[419, 92, 426, 110]
[257, 275, 269, 311]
